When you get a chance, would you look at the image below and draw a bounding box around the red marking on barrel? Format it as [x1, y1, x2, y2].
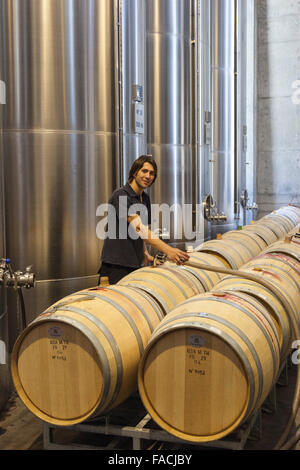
[38, 311, 53, 318]
[222, 292, 279, 350]
[251, 268, 282, 282]
[261, 253, 300, 274]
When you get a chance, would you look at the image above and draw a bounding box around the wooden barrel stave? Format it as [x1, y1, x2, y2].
[222, 230, 267, 254]
[118, 265, 206, 314]
[211, 276, 292, 361]
[196, 239, 252, 269]
[11, 285, 164, 425]
[242, 224, 278, 245]
[138, 291, 280, 442]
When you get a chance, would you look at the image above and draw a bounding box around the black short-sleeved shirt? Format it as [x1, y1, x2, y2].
[100, 182, 151, 268]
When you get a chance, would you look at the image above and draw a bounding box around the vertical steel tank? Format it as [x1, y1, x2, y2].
[0, 0, 254, 347]
[145, 0, 251, 245]
[210, 0, 236, 236]
[239, 0, 257, 225]
[120, 0, 147, 184]
[195, 0, 211, 242]
[146, 0, 194, 246]
[207, 0, 252, 236]
[1, 0, 119, 346]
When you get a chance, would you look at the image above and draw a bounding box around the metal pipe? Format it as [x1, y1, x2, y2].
[234, 0, 239, 217]
[191, 0, 196, 236]
[0, 80, 5, 256]
[115, 0, 122, 187]
[234, 0, 248, 221]
[195, 0, 211, 242]
[17, 287, 27, 330]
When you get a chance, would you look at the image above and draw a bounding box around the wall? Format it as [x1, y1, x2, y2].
[257, 0, 300, 217]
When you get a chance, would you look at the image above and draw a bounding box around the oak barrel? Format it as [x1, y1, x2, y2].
[244, 254, 300, 298]
[261, 239, 300, 263]
[118, 265, 205, 314]
[271, 206, 300, 225]
[255, 217, 287, 239]
[242, 224, 278, 245]
[263, 214, 295, 232]
[11, 285, 164, 425]
[212, 275, 292, 361]
[170, 252, 227, 289]
[191, 247, 232, 269]
[240, 265, 300, 331]
[221, 230, 267, 257]
[195, 239, 252, 269]
[274, 208, 300, 226]
[287, 225, 300, 237]
[138, 291, 280, 442]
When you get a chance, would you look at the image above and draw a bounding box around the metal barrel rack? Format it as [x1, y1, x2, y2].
[43, 357, 293, 451]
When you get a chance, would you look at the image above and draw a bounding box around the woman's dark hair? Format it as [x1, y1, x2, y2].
[128, 155, 157, 185]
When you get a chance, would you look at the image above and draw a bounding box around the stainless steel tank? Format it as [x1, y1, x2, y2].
[1, 0, 119, 346]
[0, 0, 254, 345]
[238, 0, 257, 225]
[146, 0, 194, 247]
[120, 0, 147, 184]
[195, 0, 211, 242]
[145, 0, 250, 245]
[207, 0, 252, 236]
[210, 0, 236, 236]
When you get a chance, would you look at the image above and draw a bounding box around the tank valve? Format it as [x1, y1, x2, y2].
[203, 194, 227, 222]
[241, 190, 258, 211]
[208, 212, 227, 222]
[0, 259, 35, 289]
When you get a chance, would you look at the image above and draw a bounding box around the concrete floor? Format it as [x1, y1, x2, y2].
[0, 361, 300, 451]
[0, 392, 43, 450]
